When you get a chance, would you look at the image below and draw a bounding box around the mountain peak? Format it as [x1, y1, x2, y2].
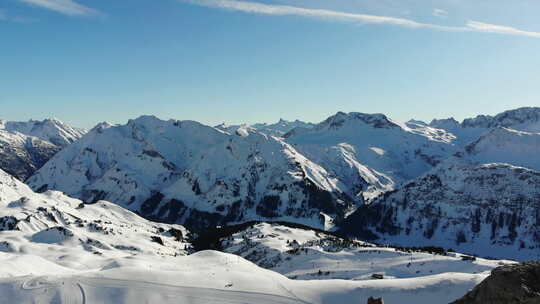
[0, 118, 86, 147]
[318, 112, 399, 130]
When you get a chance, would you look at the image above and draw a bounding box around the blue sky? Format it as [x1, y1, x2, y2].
[1, 0, 539, 128]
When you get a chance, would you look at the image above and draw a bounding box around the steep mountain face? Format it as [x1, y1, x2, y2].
[0, 118, 86, 181]
[28, 116, 351, 231]
[285, 112, 458, 201]
[216, 118, 315, 137]
[0, 118, 86, 147]
[0, 130, 61, 180]
[0, 168, 189, 259]
[341, 161, 540, 260]
[451, 262, 540, 304]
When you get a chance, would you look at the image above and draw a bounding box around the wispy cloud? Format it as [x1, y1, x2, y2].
[467, 21, 540, 38]
[433, 8, 448, 18]
[180, 0, 540, 38]
[20, 0, 99, 16]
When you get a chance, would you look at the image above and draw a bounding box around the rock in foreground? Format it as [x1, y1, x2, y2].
[451, 261, 540, 304]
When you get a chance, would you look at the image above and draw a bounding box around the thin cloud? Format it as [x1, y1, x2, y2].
[467, 21, 540, 38]
[181, 0, 540, 38]
[433, 8, 448, 18]
[20, 0, 99, 16]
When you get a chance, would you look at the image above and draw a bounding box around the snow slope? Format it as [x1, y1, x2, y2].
[0, 170, 508, 304]
[0, 249, 489, 304]
[464, 127, 540, 171]
[221, 223, 508, 281]
[0, 168, 189, 263]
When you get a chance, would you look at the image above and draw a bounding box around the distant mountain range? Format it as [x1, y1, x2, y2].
[2, 107, 539, 260]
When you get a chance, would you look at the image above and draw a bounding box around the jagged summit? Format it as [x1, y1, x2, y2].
[1, 117, 86, 147]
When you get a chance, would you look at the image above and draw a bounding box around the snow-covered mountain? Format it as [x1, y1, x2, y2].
[0, 130, 61, 180]
[0, 118, 86, 181]
[430, 107, 540, 145]
[216, 118, 315, 137]
[0, 118, 86, 147]
[462, 107, 540, 132]
[285, 112, 458, 201]
[464, 127, 540, 171]
[21, 108, 540, 260]
[28, 116, 351, 231]
[341, 160, 540, 261]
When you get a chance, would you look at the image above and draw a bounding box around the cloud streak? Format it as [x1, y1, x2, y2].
[20, 0, 99, 16]
[181, 0, 540, 38]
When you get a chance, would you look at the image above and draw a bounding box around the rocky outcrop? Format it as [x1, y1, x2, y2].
[451, 261, 540, 304]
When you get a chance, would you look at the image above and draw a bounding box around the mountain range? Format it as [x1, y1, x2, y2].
[2, 107, 539, 261]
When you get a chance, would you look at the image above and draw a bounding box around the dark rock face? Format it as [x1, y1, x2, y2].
[340, 162, 540, 260]
[0, 135, 61, 181]
[451, 261, 540, 304]
[367, 297, 384, 304]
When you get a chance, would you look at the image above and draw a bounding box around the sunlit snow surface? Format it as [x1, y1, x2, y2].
[0, 169, 509, 304]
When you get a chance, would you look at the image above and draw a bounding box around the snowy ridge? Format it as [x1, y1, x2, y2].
[28, 116, 350, 231]
[0, 118, 86, 180]
[0, 118, 86, 147]
[430, 107, 540, 145]
[216, 118, 315, 137]
[462, 107, 540, 132]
